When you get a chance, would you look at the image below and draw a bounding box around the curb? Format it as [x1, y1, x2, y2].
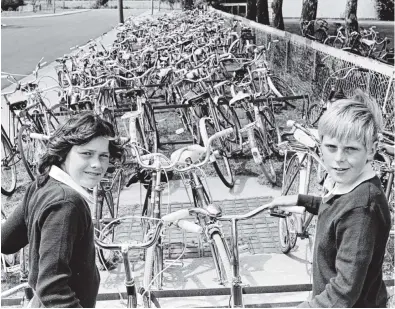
[1, 9, 91, 19]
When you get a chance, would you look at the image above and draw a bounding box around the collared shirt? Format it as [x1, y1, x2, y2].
[49, 165, 94, 205]
[323, 163, 377, 197]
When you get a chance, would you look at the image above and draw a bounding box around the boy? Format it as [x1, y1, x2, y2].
[269, 91, 391, 307]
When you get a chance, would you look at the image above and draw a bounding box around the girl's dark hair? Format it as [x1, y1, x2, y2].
[37, 111, 124, 186]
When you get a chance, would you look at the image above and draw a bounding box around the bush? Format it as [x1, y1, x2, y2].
[1, 0, 24, 11]
[376, 0, 394, 21]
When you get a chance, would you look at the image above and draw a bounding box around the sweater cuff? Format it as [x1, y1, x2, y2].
[297, 194, 322, 215]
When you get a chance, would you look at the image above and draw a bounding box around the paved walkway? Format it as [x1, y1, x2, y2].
[0, 10, 315, 307]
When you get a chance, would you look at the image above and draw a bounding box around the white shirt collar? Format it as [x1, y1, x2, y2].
[49, 165, 94, 204]
[323, 163, 377, 197]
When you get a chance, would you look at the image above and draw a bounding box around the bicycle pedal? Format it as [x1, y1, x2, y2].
[269, 209, 288, 218]
[297, 232, 310, 239]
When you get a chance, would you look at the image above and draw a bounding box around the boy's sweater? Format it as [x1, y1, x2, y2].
[2, 178, 100, 307]
[296, 176, 391, 307]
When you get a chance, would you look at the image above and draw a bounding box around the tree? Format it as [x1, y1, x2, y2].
[376, 0, 394, 21]
[246, 0, 257, 21]
[272, 0, 284, 30]
[256, 0, 269, 25]
[345, 0, 359, 35]
[301, 0, 318, 21]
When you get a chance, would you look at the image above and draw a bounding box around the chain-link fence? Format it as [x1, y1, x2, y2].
[212, 8, 394, 131]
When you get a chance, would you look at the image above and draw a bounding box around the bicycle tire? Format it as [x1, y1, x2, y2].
[183, 107, 201, 145]
[127, 294, 138, 308]
[143, 244, 164, 298]
[211, 233, 232, 286]
[278, 154, 300, 253]
[306, 103, 324, 127]
[205, 120, 235, 188]
[252, 129, 277, 184]
[1, 130, 17, 196]
[95, 187, 118, 270]
[215, 104, 242, 145]
[18, 125, 47, 181]
[324, 36, 344, 49]
[258, 107, 282, 158]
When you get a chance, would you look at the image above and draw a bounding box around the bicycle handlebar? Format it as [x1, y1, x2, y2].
[130, 118, 233, 172]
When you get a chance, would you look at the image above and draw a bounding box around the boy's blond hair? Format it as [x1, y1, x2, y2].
[318, 89, 384, 148]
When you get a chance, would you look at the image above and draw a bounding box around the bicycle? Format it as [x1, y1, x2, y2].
[272, 120, 326, 254]
[95, 122, 235, 307]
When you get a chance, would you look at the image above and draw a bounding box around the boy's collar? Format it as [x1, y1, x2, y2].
[323, 163, 376, 199]
[49, 165, 94, 205]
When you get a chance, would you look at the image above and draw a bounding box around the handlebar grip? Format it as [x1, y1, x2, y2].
[177, 220, 202, 233]
[40, 62, 47, 67]
[286, 120, 295, 128]
[162, 209, 190, 222]
[278, 206, 305, 214]
[30, 133, 49, 141]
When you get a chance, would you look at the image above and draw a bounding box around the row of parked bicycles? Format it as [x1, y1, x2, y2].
[300, 18, 394, 65]
[1, 8, 394, 308]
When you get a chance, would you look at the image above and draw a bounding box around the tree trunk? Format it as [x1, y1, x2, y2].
[272, 0, 284, 30]
[256, 0, 270, 25]
[345, 0, 359, 35]
[246, 0, 257, 21]
[301, 0, 318, 21]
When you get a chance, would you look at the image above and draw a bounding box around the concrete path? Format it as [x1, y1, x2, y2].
[0, 10, 314, 307]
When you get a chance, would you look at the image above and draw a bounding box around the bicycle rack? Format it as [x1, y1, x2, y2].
[252, 94, 311, 119]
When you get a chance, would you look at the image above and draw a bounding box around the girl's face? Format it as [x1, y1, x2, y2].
[320, 135, 376, 185]
[61, 136, 110, 189]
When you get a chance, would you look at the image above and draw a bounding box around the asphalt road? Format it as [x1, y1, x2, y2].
[1, 9, 145, 89]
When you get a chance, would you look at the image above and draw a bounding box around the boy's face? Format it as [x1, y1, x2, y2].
[321, 135, 376, 185]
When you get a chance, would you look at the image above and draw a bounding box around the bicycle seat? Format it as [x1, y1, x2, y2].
[361, 38, 376, 46]
[170, 144, 206, 165]
[9, 100, 28, 111]
[230, 91, 250, 105]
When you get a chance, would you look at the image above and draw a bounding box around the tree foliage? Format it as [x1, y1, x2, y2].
[1, 0, 24, 10]
[376, 0, 394, 20]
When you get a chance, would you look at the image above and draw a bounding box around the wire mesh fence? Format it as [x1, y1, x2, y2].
[213, 8, 394, 131]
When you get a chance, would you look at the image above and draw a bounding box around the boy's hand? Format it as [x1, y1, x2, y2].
[269, 195, 299, 208]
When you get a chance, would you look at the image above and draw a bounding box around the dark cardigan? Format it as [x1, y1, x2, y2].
[2, 177, 100, 307]
[296, 176, 391, 308]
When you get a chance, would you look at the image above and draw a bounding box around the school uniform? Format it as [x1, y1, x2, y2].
[2, 166, 100, 307]
[296, 164, 391, 307]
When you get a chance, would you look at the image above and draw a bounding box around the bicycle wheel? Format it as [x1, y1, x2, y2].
[95, 186, 118, 270]
[324, 36, 344, 49]
[1, 130, 17, 196]
[306, 103, 324, 127]
[18, 125, 47, 181]
[205, 120, 235, 188]
[258, 107, 282, 158]
[278, 154, 300, 253]
[251, 129, 277, 184]
[267, 75, 296, 98]
[143, 243, 163, 304]
[211, 233, 232, 286]
[215, 104, 242, 145]
[182, 107, 201, 145]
